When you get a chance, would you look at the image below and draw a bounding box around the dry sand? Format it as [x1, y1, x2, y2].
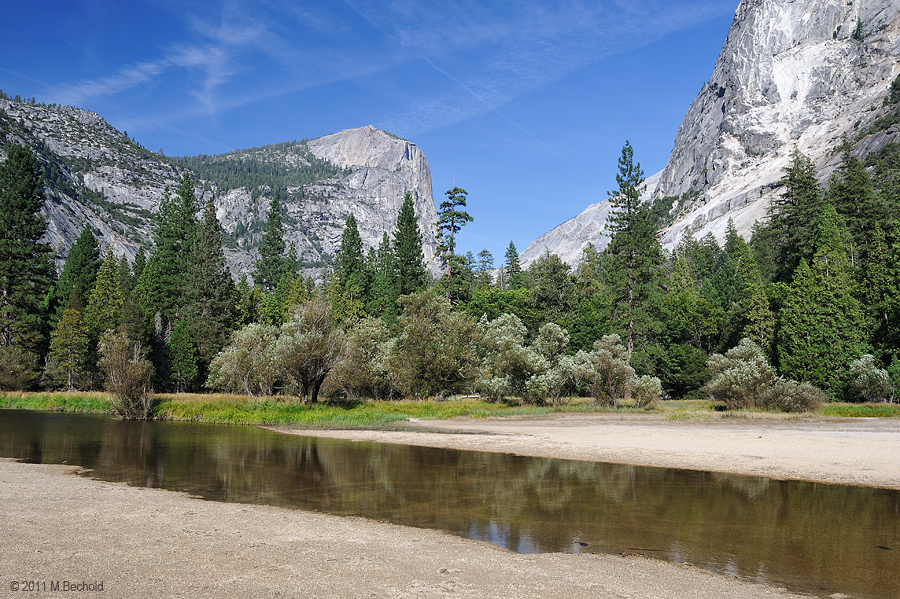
[3, 412, 898, 598]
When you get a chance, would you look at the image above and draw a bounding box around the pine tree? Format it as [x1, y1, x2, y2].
[85, 248, 125, 340]
[602, 141, 663, 361]
[367, 233, 399, 320]
[253, 196, 289, 292]
[570, 244, 610, 352]
[766, 148, 824, 281]
[169, 319, 198, 392]
[329, 213, 367, 323]
[132, 173, 198, 390]
[183, 199, 236, 371]
[47, 306, 89, 391]
[526, 251, 576, 328]
[0, 145, 54, 351]
[503, 241, 522, 290]
[661, 253, 719, 348]
[777, 205, 870, 397]
[436, 186, 473, 299]
[132, 247, 146, 282]
[135, 174, 198, 320]
[235, 274, 260, 327]
[827, 139, 888, 259]
[334, 213, 365, 286]
[393, 192, 427, 296]
[859, 222, 900, 360]
[55, 226, 100, 313]
[474, 249, 494, 289]
[117, 254, 133, 298]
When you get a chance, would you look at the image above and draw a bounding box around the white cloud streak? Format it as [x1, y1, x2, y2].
[40, 1, 735, 149]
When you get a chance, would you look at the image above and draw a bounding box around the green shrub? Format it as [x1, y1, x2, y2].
[98, 329, 155, 420]
[632, 375, 662, 409]
[705, 339, 778, 410]
[705, 338, 823, 412]
[0, 346, 40, 391]
[848, 354, 894, 403]
[761, 379, 826, 413]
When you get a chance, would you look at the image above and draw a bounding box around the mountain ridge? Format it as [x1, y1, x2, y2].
[0, 96, 440, 278]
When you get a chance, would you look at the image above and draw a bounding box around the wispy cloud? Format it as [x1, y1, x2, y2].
[47, 2, 283, 114]
[38, 0, 735, 152]
[51, 60, 168, 106]
[358, 0, 735, 138]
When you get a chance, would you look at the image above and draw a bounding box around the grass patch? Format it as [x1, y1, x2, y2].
[820, 403, 900, 418]
[154, 395, 594, 427]
[1, 391, 112, 412]
[6, 392, 899, 425]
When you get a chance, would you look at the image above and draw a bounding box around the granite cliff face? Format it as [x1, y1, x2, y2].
[0, 98, 439, 277]
[524, 0, 900, 266]
[306, 127, 440, 269]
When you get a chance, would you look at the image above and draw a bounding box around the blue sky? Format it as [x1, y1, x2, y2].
[0, 1, 737, 260]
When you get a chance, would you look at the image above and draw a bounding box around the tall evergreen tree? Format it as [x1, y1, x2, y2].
[334, 213, 365, 285]
[46, 306, 89, 391]
[777, 205, 870, 397]
[55, 226, 100, 313]
[253, 196, 290, 292]
[135, 173, 198, 320]
[526, 251, 576, 328]
[169, 319, 198, 393]
[85, 248, 125, 340]
[570, 244, 610, 352]
[234, 274, 261, 327]
[132, 247, 146, 282]
[436, 186, 473, 295]
[367, 232, 399, 321]
[474, 249, 494, 290]
[859, 222, 900, 360]
[117, 254, 133, 298]
[183, 199, 236, 372]
[132, 173, 198, 389]
[602, 141, 663, 362]
[0, 145, 54, 351]
[827, 139, 888, 260]
[765, 148, 825, 282]
[503, 241, 522, 290]
[393, 192, 427, 296]
[329, 213, 366, 323]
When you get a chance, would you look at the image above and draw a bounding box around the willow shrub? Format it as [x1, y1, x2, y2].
[705, 338, 824, 412]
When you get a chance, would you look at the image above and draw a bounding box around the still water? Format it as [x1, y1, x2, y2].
[0, 409, 897, 598]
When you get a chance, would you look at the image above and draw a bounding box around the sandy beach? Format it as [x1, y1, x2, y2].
[281, 412, 900, 490]
[3, 412, 898, 598]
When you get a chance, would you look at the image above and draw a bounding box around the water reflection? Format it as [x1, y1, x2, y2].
[1, 410, 897, 599]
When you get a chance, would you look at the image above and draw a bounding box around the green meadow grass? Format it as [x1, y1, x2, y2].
[1, 391, 580, 427]
[820, 403, 900, 418]
[3, 391, 897, 425]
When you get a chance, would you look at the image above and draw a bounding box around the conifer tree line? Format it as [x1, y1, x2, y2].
[3, 134, 900, 410]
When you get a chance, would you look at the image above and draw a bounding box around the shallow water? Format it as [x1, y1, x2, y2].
[1, 409, 897, 598]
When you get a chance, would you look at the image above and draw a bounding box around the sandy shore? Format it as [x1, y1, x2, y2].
[4, 412, 898, 598]
[278, 412, 900, 490]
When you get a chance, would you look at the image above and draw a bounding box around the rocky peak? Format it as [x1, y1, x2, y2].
[0, 98, 440, 278]
[306, 126, 440, 269]
[522, 0, 900, 266]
